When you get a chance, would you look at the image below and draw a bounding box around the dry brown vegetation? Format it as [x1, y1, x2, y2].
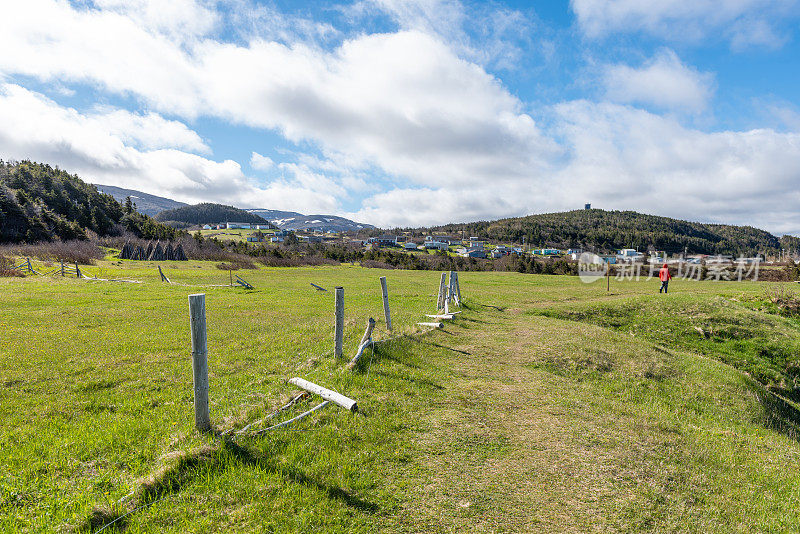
[0, 240, 104, 265]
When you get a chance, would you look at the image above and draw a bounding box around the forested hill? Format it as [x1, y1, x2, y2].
[0, 160, 179, 243]
[424, 209, 796, 256]
[155, 203, 269, 227]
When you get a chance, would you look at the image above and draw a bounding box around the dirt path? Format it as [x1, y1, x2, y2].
[393, 307, 692, 533]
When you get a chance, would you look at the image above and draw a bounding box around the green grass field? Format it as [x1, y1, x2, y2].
[1, 260, 800, 532]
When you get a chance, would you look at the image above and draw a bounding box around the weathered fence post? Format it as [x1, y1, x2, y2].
[60, 261, 65, 277]
[75, 262, 81, 278]
[448, 271, 456, 306]
[26, 258, 33, 273]
[188, 294, 211, 432]
[380, 276, 392, 331]
[334, 287, 344, 359]
[437, 272, 447, 310]
[453, 272, 461, 305]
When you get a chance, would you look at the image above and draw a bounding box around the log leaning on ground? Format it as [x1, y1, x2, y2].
[188, 294, 211, 432]
[437, 272, 447, 310]
[288, 377, 358, 412]
[417, 322, 444, 328]
[449, 271, 461, 306]
[235, 275, 254, 289]
[158, 265, 171, 283]
[346, 317, 376, 370]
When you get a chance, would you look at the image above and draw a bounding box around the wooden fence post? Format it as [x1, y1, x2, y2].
[75, 262, 81, 278]
[437, 272, 447, 310]
[380, 276, 392, 331]
[60, 261, 65, 277]
[188, 294, 211, 432]
[454, 272, 461, 305]
[334, 287, 344, 359]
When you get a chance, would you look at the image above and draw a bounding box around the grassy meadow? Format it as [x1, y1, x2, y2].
[1, 258, 800, 532]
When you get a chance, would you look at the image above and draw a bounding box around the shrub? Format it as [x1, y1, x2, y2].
[0, 254, 23, 277]
[0, 240, 103, 265]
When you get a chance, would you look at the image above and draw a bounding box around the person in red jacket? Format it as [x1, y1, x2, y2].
[659, 263, 672, 293]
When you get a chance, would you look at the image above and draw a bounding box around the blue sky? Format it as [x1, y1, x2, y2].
[1, 0, 799, 233]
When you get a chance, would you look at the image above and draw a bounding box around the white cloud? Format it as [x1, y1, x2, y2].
[351, 0, 536, 69]
[550, 101, 800, 234]
[603, 49, 714, 113]
[0, 2, 556, 189]
[92, 109, 210, 153]
[91, 0, 218, 40]
[250, 152, 274, 171]
[0, 84, 339, 213]
[348, 100, 800, 233]
[571, 0, 799, 49]
[1, 0, 799, 236]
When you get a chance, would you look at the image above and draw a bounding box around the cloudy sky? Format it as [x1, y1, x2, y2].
[2, 0, 799, 233]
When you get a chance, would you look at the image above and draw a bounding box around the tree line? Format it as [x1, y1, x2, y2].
[0, 160, 179, 243]
[408, 209, 792, 256]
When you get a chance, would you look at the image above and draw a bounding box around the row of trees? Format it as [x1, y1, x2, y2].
[417, 209, 789, 257]
[0, 160, 179, 243]
[155, 203, 270, 226]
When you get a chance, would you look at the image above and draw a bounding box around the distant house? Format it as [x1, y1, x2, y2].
[460, 248, 486, 259]
[254, 224, 271, 230]
[469, 237, 486, 248]
[424, 240, 449, 251]
[369, 235, 400, 246]
[534, 248, 560, 256]
[567, 248, 583, 260]
[226, 222, 251, 229]
[494, 245, 512, 255]
[202, 224, 212, 230]
[617, 249, 644, 262]
[246, 236, 263, 242]
[423, 236, 452, 250]
[270, 236, 284, 243]
[426, 235, 459, 245]
[300, 235, 323, 243]
[404, 242, 420, 250]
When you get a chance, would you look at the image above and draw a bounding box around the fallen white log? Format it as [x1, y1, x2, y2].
[417, 322, 443, 328]
[288, 377, 358, 412]
[425, 314, 454, 320]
